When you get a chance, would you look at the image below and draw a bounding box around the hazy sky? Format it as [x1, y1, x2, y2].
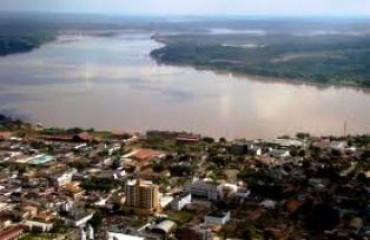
[1, 0, 370, 16]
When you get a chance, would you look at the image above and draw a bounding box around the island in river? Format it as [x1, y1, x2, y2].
[3, 14, 370, 88]
[150, 24, 370, 88]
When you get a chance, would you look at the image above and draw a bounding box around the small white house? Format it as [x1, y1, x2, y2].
[106, 232, 144, 240]
[269, 149, 290, 158]
[24, 220, 53, 232]
[52, 169, 77, 187]
[204, 211, 230, 225]
[260, 199, 277, 209]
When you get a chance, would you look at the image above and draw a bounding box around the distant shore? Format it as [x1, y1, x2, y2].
[150, 33, 370, 89]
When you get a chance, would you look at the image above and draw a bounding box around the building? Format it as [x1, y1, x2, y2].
[51, 169, 77, 187]
[189, 180, 221, 201]
[72, 132, 92, 142]
[177, 224, 213, 240]
[171, 193, 191, 211]
[106, 232, 144, 240]
[66, 210, 94, 228]
[263, 139, 304, 148]
[0, 132, 12, 140]
[0, 226, 24, 240]
[204, 211, 231, 225]
[176, 133, 201, 143]
[152, 220, 176, 235]
[24, 220, 53, 232]
[230, 140, 249, 155]
[124, 179, 160, 215]
[268, 149, 290, 158]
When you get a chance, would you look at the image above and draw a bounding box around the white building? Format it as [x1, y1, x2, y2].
[329, 141, 347, 150]
[264, 139, 304, 148]
[171, 193, 191, 210]
[52, 169, 77, 187]
[80, 229, 87, 240]
[260, 199, 277, 209]
[106, 232, 144, 240]
[204, 211, 230, 225]
[268, 149, 290, 158]
[88, 224, 94, 240]
[67, 212, 94, 228]
[189, 180, 221, 201]
[24, 220, 53, 232]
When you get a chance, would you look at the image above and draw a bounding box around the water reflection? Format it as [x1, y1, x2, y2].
[0, 33, 369, 139]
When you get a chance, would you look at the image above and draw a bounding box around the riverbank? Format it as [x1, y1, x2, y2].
[150, 33, 370, 89]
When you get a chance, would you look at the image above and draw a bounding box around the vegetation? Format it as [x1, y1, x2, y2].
[81, 177, 120, 192]
[151, 27, 370, 88]
[0, 15, 56, 56]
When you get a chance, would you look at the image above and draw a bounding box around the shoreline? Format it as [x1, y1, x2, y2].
[151, 56, 370, 93]
[2, 32, 370, 93]
[150, 36, 370, 92]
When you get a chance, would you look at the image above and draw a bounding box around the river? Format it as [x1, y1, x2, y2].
[0, 32, 369, 139]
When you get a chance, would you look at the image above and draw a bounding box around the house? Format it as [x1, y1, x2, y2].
[329, 141, 347, 150]
[50, 169, 77, 187]
[0, 132, 12, 140]
[0, 203, 14, 213]
[19, 204, 38, 217]
[0, 225, 24, 240]
[218, 183, 238, 200]
[176, 224, 213, 240]
[152, 220, 177, 235]
[230, 141, 249, 155]
[125, 149, 165, 163]
[72, 132, 92, 143]
[264, 139, 304, 148]
[260, 199, 277, 209]
[106, 232, 144, 240]
[24, 220, 53, 232]
[64, 182, 85, 199]
[66, 210, 94, 227]
[176, 134, 201, 143]
[204, 211, 230, 225]
[171, 193, 192, 211]
[268, 149, 290, 158]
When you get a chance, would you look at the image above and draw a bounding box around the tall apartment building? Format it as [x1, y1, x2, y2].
[124, 179, 160, 215]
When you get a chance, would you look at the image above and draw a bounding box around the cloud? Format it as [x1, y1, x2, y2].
[1, 0, 370, 16]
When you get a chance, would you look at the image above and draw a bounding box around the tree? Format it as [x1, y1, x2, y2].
[296, 132, 310, 139]
[219, 137, 227, 143]
[111, 158, 121, 170]
[89, 210, 104, 229]
[305, 203, 340, 232]
[298, 149, 306, 157]
[360, 150, 370, 161]
[66, 127, 84, 134]
[203, 137, 215, 144]
[290, 149, 298, 157]
[152, 162, 165, 173]
[331, 149, 342, 157]
[243, 225, 258, 240]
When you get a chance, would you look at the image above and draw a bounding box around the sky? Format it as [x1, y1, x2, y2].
[1, 0, 370, 16]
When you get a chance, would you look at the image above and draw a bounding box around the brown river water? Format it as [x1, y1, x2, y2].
[0, 32, 369, 139]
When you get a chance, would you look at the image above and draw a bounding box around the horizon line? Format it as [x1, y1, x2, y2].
[1, 10, 370, 19]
